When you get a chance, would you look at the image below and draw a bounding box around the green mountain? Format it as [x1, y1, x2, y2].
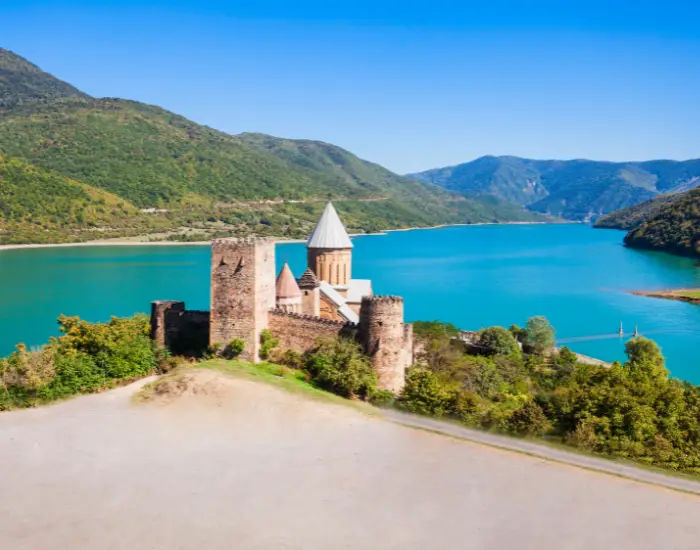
[409, 156, 700, 221]
[620, 188, 699, 257]
[0, 48, 88, 111]
[0, 49, 544, 244]
[595, 193, 682, 230]
[0, 152, 168, 244]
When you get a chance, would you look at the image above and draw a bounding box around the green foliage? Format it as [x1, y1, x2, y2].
[0, 314, 161, 409]
[477, 326, 521, 357]
[522, 316, 555, 355]
[412, 320, 460, 340]
[258, 330, 279, 360]
[622, 187, 699, 257]
[398, 367, 458, 417]
[223, 338, 245, 359]
[407, 320, 700, 474]
[303, 338, 377, 399]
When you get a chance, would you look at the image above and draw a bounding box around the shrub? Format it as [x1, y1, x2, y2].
[477, 326, 521, 357]
[259, 329, 279, 360]
[506, 401, 551, 436]
[303, 338, 377, 399]
[369, 389, 395, 408]
[398, 367, 457, 417]
[0, 314, 159, 408]
[223, 338, 245, 359]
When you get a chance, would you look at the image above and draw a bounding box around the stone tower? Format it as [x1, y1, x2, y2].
[210, 237, 276, 362]
[307, 202, 353, 289]
[298, 268, 321, 317]
[358, 295, 413, 393]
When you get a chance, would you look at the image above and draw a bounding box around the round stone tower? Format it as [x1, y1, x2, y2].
[306, 202, 353, 288]
[358, 295, 412, 393]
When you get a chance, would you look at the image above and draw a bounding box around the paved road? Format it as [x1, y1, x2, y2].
[381, 409, 700, 496]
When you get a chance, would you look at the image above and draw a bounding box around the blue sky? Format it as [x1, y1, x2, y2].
[2, 1, 699, 172]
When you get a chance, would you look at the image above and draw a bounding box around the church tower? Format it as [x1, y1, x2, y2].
[307, 202, 353, 292]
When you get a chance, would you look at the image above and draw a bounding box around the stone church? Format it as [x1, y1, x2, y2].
[151, 202, 413, 392]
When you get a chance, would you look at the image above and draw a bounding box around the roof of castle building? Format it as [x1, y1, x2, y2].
[307, 202, 353, 249]
[276, 262, 302, 299]
[319, 282, 359, 323]
[298, 268, 321, 289]
[346, 279, 372, 303]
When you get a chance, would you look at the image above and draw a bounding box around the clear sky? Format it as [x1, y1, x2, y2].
[2, 1, 699, 172]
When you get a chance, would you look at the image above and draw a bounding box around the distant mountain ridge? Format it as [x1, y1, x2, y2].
[0, 48, 544, 244]
[409, 156, 700, 221]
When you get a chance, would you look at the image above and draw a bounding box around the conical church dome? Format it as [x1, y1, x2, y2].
[307, 202, 353, 249]
[276, 262, 301, 299]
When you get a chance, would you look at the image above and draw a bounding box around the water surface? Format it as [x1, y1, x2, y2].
[1, 224, 698, 382]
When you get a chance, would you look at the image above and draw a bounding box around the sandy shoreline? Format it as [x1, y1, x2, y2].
[0, 221, 575, 252]
[629, 288, 700, 305]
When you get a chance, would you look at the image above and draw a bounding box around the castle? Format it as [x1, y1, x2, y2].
[150, 202, 413, 392]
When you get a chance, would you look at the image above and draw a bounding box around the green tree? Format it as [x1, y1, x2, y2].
[398, 367, 457, 417]
[624, 337, 667, 382]
[523, 316, 555, 355]
[478, 326, 521, 357]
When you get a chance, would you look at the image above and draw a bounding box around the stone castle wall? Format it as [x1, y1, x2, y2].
[150, 301, 209, 356]
[357, 296, 412, 392]
[268, 309, 356, 355]
[210, 238, 276, 361]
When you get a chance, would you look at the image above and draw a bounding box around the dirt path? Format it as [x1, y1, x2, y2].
[0, 370, 698, 549]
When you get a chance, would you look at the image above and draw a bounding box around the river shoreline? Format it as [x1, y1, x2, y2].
[0, 221, 576, 252]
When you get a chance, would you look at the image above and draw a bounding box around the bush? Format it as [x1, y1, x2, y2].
[223, 338, 245, 359]
[0, 314, 159, 408]
[478, 326, 521, 357]
[303, 338, 377, 399]
[259, 329, 279, 360]
[398, 367, 457, 417]
[369, 389, 395, 408]
[506, 401, 551, 436]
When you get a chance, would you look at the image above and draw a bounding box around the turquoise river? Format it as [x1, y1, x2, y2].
[1, 224, 698, 382]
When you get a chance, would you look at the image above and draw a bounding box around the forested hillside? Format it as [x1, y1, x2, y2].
[595, 193, 682, 230]
[623, 188, 699, 257]
[410, 156, 700, 221]
[0, 48, 543, 244]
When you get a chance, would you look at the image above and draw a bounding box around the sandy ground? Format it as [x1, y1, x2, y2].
[0, 369, 698, 550]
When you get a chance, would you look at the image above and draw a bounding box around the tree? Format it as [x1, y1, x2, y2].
[522, 316, 555, 355]
[478, 326, 521, 357]
[624, 337, 668, 382]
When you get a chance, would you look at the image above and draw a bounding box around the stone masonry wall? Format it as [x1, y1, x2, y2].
[268, 309, 356, 355]
[150, 301, 209, 356]
[210, 238, 276, 361]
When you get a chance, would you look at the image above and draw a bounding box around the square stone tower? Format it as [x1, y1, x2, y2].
[210, 237, 276, 361]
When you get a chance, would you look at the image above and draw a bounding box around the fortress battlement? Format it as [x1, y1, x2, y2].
[269, 308, 357, 328]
